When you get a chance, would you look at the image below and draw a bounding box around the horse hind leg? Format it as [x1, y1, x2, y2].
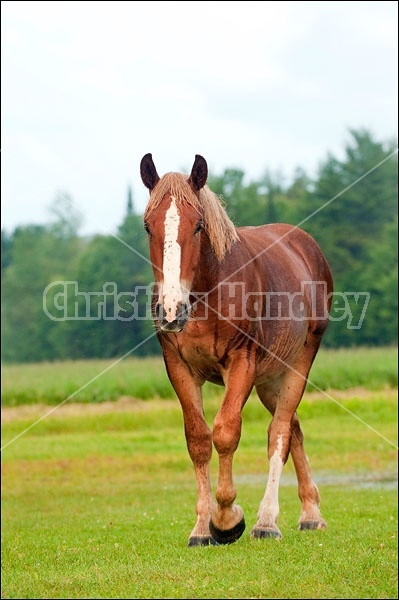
[289, 337, 327, 531]
[290, 413, 326, 531]
[252, 346, 326, 539]
[250, 382, 288, 540]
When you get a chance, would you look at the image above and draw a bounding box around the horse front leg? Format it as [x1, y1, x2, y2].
[184, 406, 215, 547]
[210, 358, 254, 545]
[164, 356, 215, 547]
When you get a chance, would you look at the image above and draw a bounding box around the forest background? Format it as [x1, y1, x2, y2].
[1, 129, 397, 363]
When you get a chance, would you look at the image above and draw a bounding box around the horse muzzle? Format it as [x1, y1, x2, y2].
[155, 301, 190, 332]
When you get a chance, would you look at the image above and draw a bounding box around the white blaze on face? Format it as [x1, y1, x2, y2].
[162, 198, 183, 322]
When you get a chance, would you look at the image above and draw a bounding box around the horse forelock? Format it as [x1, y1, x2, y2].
[144, 172, 239, 262]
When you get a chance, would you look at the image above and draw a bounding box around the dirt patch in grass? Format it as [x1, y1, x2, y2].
[1, 395, 178, 423]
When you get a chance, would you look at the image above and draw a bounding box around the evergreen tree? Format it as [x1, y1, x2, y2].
[1, 223, 84, 361]
[65, 188, 159, 359]
[1, 229, 13, 278]
[298, 129, 398, 346]
[126, 186, 134, 216]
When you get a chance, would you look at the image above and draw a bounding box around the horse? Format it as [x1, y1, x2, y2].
[140, 153, 333, 546]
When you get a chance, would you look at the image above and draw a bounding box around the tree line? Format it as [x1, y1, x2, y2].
[1, 129, 397, 363]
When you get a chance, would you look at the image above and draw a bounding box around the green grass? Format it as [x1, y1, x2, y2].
[2, 388, 398, 599]
[1, 346, 398, 407]
[1, 357, 175, 407]
[307, 346, 398, 391]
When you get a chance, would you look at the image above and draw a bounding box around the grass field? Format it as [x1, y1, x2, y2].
[1, 348, 398, 598]
[1, 346, 398, 407]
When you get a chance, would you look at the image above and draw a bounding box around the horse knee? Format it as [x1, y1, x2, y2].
[213, 415, 241, 455]
[185, 423, 212, 464]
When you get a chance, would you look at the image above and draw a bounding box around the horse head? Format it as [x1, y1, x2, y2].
[140, 153, 208, 332]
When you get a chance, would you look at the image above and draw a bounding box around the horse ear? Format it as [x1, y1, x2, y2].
[188, 154, 208, 191]
[140, 153, 160, 191]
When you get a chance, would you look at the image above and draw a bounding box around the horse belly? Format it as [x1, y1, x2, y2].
[254, 318, 308, 385]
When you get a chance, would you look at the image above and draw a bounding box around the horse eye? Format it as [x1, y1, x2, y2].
[194, 221, 203, 235]
[144, 222, 151, 235]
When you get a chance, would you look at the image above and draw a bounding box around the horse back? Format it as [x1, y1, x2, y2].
[235, 223, 333, 294]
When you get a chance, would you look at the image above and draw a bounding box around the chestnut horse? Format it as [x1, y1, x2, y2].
[140, 153, 333, 546]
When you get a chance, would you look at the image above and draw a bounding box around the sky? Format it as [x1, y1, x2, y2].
[2, 0, 398, 237]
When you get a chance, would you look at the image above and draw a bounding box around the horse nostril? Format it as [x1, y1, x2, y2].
[155, 301, 190, 330]
[155, 303, 165, 320]
[181, 303, 190, 320]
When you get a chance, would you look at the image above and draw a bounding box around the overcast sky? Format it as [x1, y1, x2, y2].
[2, 0, 398, 236]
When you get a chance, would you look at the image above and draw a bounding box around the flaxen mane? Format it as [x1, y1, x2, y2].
[144, 172, 239, 262]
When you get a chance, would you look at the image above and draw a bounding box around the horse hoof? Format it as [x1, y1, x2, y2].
[299, 520, 327, 531]
[209, 517, 246, 545]
[187, 536, 219, 547]
[251, 527, 282, 540]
